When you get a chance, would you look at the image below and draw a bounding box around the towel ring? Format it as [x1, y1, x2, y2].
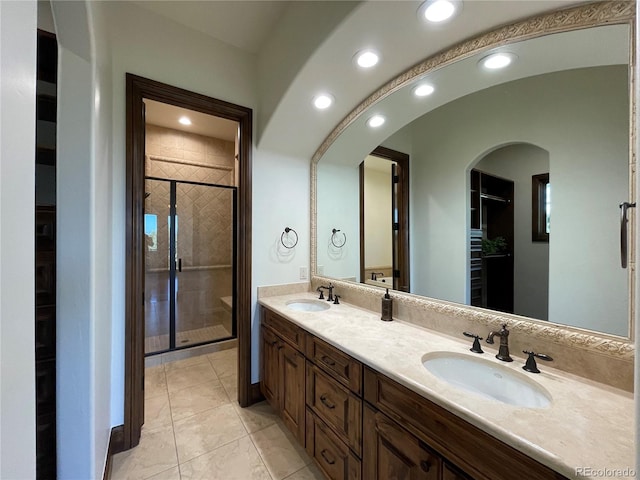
[281, 227, 298, 249]
[331, 228, 346, 248]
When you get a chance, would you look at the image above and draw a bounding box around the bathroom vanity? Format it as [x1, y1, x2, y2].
[259, 293, 633, 480]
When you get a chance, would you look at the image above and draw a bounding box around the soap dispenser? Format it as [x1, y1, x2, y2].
[381, 288, 393, 321]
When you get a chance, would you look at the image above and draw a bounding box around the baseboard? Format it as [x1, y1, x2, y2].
[103, 425, 125, 480]
[250, 381, 264, 405]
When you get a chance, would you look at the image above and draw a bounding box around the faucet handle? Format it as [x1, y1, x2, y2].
[333, 295, 340, 305]
[522, 350, 553, 374]
[463, 332, 484, 354]
[316, 287, 325, 300]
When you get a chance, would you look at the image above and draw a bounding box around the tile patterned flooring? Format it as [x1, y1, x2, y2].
[144, 324, 233, 354]
[111, 348, 324, 480]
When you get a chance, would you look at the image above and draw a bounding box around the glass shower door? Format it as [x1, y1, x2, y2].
[175, 182, 236, 348]
[144, 179, 171, 354]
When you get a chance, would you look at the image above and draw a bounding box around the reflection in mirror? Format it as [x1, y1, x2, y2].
[316, 23, 631, 337]
[360, 147, 410, 292]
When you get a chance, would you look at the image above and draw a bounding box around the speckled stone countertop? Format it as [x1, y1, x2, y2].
[258, 292, 635, 480]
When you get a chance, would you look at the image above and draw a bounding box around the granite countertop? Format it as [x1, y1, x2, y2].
[258, 292, 635, 480]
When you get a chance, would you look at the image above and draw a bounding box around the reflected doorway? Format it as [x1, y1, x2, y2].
[359, 146, 410, 292]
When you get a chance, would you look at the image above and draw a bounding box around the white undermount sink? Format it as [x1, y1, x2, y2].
[286, 299, 330, 312]
[422, 352, 552, 408]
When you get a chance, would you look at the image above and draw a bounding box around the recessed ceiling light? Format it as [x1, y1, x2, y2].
[313, 93, 334, 110]
[413, 83, 435, 97]
[419, 0, 461, 23]
[355, 50, 380, 69]
[178, 116, 192, 126]
[480, 52, 518, 70]
[367, 115, 386, 128]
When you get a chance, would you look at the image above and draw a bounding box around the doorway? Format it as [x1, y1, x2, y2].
[126, 74, 252, 450]
[359, 146, 410, 292]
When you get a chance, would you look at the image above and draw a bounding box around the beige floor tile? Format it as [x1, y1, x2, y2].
[145, 366, 168, 400]
[207, 347, 237, 362]
[234, 401, 279, 434]
[169, 381, 230, 421]
[144, 392, 172, 431]
[283, 464, 326, 480]
[173, 403, 247, 463]
[251, 422, 311, 480]
[111, 425, 178, 480]
[180, 436, 271, 480]
[208, 353, 237, 379]
[165, 362, 219, 393]
[164, 354, 210, 372]
[220, 375, 238, 402]
[145, 466, 181, 480]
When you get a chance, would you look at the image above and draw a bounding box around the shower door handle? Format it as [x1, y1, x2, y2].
[620, 202, 636, 268]
[177, 258, 182, 272]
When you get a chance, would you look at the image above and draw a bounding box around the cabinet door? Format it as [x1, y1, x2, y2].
[364, 405, 441, 480]
[280, 341, 306, 444]
[261, 326, 280, 407]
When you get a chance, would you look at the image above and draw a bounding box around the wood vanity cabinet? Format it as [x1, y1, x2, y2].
[260, 307, 567, 480]
[260, 310, 306, 444]
[363, 367, 567, 480]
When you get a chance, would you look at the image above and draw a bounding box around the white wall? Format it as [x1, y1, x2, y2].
[252, 149, 310, 379]
[410, 66, 628, 335]
[52, 0, 115, 477]
[0, 2, 37, 478]
[476, 144, 550, 320]
[89, 1, 114, 476]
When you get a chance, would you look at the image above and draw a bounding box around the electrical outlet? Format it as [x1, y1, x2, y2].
[300, 266, 308, 280]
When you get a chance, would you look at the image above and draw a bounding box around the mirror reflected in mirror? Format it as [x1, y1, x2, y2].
[316, 20, 632, 337]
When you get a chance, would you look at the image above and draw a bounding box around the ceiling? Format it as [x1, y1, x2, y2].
[128, 0, 595, 161]
[132, 0, 290, 54]
[144, 99, 238, 141]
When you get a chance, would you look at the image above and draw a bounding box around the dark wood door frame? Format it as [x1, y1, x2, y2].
[359, 146, 410, 292]
[125, 74, 252, 449]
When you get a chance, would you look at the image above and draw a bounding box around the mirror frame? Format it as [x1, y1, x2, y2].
[311, 1, 635, 361]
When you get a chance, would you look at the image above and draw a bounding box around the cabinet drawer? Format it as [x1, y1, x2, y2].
[306, 409, 361, 480]
[306, 362, 361, 456]
[263, 308, 305, 351]
[306, 334, 362, 395]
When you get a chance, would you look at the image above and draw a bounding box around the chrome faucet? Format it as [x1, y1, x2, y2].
[486, 324, 513, 362]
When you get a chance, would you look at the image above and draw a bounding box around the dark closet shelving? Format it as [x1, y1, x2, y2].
[35, 28, 57, 480]
[469, 169, 514, 313]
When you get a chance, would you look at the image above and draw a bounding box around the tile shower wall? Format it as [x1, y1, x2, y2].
[145, 125, 236, 341]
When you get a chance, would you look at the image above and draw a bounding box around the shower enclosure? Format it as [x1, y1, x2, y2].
[144, 177, 237, 355]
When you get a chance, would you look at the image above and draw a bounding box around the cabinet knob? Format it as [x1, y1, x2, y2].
[420, 460, 431, 472]
[320, 355, 336, 366]
[319, 394, 336, 409]
[320, 449, 336, 465]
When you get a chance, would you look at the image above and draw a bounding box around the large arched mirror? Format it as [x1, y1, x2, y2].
[312, 2, 635, 340]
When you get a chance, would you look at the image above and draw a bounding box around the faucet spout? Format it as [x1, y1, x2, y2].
[318, 283, 334, 302]
[486, 324, 513, 362]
